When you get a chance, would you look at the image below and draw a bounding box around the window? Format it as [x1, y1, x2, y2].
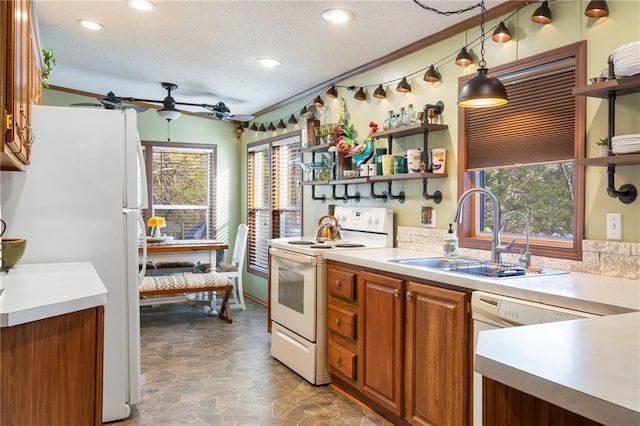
[247, 133, 302, 275]
[458, 42, 586, 260]
[141, 141, 217, 240]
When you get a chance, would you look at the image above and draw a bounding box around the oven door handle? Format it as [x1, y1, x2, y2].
[270, 247, 318, 265]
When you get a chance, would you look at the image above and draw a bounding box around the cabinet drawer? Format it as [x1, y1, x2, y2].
[328, 305, 356, 340]
[327, 268, 356, 301]
[327, 340, 357, 381]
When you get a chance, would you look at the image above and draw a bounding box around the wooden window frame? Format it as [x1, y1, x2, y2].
[456, 41, 586, 261]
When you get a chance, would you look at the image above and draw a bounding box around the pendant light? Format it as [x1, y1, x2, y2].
[492, 21, 511, 43]
[312, 96, 324, 107]
[531, 1, 552, 24]
[396, 77, 411, 93]
[249, 123, 258, 131]
[372, 84, 387, 99]
[455, 47, 472, 66]
[326, 85, 338, 98]
[258, 123, 266, 132]
[458, 0, 508, 108]
[423, 65, 441, 83]
[277, 119, 286, 129]
[585, 0, 608, 18]
[287, 114, 298, 125]
[267, 122, 276, 132]
[299, 106, 307, 117]
[354, 87, 366, 101]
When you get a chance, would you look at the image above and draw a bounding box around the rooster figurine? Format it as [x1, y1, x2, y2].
[350, 121, 377, 167]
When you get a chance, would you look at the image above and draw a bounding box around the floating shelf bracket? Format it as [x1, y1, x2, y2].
[370, 182, 388, 202]
[311, 185, 326, 203]
[332, 184, 360, 203]
[422, 179, 442, 204]
[385, 181, 405, 203]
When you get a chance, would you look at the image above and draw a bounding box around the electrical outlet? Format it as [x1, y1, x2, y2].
[606, 213, 622, 240]
[422, 206, 436, 228]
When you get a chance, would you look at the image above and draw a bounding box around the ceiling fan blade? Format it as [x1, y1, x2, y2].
[228, 114, 254, 122]
[71, 102, 104, 108]
[123, 105, 149, 113]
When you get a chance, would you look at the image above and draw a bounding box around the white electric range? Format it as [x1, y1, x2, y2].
[268, 206, 394, 385]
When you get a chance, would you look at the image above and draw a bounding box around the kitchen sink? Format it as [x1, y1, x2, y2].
[388, 257, 569, 279]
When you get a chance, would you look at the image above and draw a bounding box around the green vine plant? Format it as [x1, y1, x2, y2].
[42, 49, 56, 88]
[597, 137, 609, 146]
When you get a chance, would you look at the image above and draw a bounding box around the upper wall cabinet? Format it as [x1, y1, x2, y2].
[2, 0, 43, 171]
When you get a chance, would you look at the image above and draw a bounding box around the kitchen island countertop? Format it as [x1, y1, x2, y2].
[0, 262, 108, 327]
[322, 247, 640, 424]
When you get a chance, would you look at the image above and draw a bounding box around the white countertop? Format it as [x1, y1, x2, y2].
[0, 262, 108, 327]
[476, 312, 640, 425]
[322, 247, 640, 314]
[320, 247, 640, 423]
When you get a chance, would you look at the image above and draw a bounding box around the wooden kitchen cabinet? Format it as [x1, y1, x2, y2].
[326, 262, 471, 425]
[2, 0, 42, 171]
[405, 282, 469, 426]
[0, 306, 105, 426]
[360, 271, 404, 417]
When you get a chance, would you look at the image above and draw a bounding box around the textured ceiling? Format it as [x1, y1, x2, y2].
[36, 0, 508, 119]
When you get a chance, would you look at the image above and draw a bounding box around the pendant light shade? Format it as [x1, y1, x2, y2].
[531, 1, 552, 24]
[423, 65, 440, 83]
[236, 125, 244, 135]
[267, 122, 276, 131]
[458, 68, 508, 108]
[258, 123, 266, 132]
[585, 0, 608, 17]
[396, 77, 411, 93]
[354, 87, 366, 101]
[249, 123, 258, 131]
[455, 47, 473, 66]
[299, 106, 307, 116]
[492, 21, 511, 42]
[326, 85, 338, 98]
[372, 84, 386, 99]
[277, 119, 286, 129]
[312, 96, 324, 107]
[287, 114, 298, 125]
[458, 0, 508, 108]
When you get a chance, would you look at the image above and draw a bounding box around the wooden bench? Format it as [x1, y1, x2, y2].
[139, 273, 234, 323]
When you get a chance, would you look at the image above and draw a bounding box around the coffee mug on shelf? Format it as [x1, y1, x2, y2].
[381, 154, 394, 175]
[431, 148, 446, 174]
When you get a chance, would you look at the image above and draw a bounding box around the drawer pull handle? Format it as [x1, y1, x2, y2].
[393, 288, 399, 298]
[335, 318, 341, 326]
[406, 291, 412, 301]
[336, 356, 341, 363]
[335, 280, 341, 288]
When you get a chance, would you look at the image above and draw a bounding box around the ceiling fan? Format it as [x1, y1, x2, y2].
[120, 82, 254, 123]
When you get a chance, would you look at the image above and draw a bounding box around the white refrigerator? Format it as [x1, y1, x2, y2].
[0, 105, 147, 422]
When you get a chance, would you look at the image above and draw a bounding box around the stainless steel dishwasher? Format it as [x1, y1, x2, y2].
[471, 291, 599, 426]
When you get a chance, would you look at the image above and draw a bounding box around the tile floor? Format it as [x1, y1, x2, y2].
[109, 299, 389, 425]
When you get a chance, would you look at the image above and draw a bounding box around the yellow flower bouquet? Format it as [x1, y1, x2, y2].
[147, 216, 166, 238]
[147, 216, 166, 228]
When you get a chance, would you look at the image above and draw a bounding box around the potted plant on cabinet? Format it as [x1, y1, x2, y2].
[597, 137, 609, 157]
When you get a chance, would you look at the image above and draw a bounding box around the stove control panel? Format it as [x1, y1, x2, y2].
[334, 206, 393, 234]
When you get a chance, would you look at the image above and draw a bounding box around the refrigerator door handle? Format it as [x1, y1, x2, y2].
[136, 134, 149, 210]
[137, 211, 147, 282]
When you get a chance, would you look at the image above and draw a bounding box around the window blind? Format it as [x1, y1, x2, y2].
[465, 57, 577, 171]
[247, 145, 270, 272]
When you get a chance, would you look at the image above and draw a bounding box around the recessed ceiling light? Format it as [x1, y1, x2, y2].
[128, 0, 157, 12]
[322, 8, 356, 24]
[77, 19, 104, 31]
[255, 57, 281, 68]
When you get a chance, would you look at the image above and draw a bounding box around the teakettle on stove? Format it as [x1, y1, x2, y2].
[315, 215, 341, 241]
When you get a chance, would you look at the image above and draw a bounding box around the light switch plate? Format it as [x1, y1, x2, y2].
[606, 213, 622, 240]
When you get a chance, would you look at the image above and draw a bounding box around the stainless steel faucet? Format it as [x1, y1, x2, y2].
[501, 210, 531, 267]
[452, 188, 505, 264]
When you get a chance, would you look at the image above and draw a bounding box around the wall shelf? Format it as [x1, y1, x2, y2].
[575, 153, 640, 167]
[573, 66, 639, 204]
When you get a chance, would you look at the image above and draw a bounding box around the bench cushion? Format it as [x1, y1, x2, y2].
[140, 273, 230, 293]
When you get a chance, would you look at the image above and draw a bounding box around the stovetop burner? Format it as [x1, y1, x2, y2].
[288, 240, 315, 245]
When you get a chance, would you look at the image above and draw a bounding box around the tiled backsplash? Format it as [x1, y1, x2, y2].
[397, 226, 640, 280]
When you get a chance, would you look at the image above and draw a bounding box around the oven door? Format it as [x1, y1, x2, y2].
[269, 247, 317, 341]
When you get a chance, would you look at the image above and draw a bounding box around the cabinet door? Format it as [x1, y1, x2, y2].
[405, 282, 468, 426]
[360, 271, 404, 416]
